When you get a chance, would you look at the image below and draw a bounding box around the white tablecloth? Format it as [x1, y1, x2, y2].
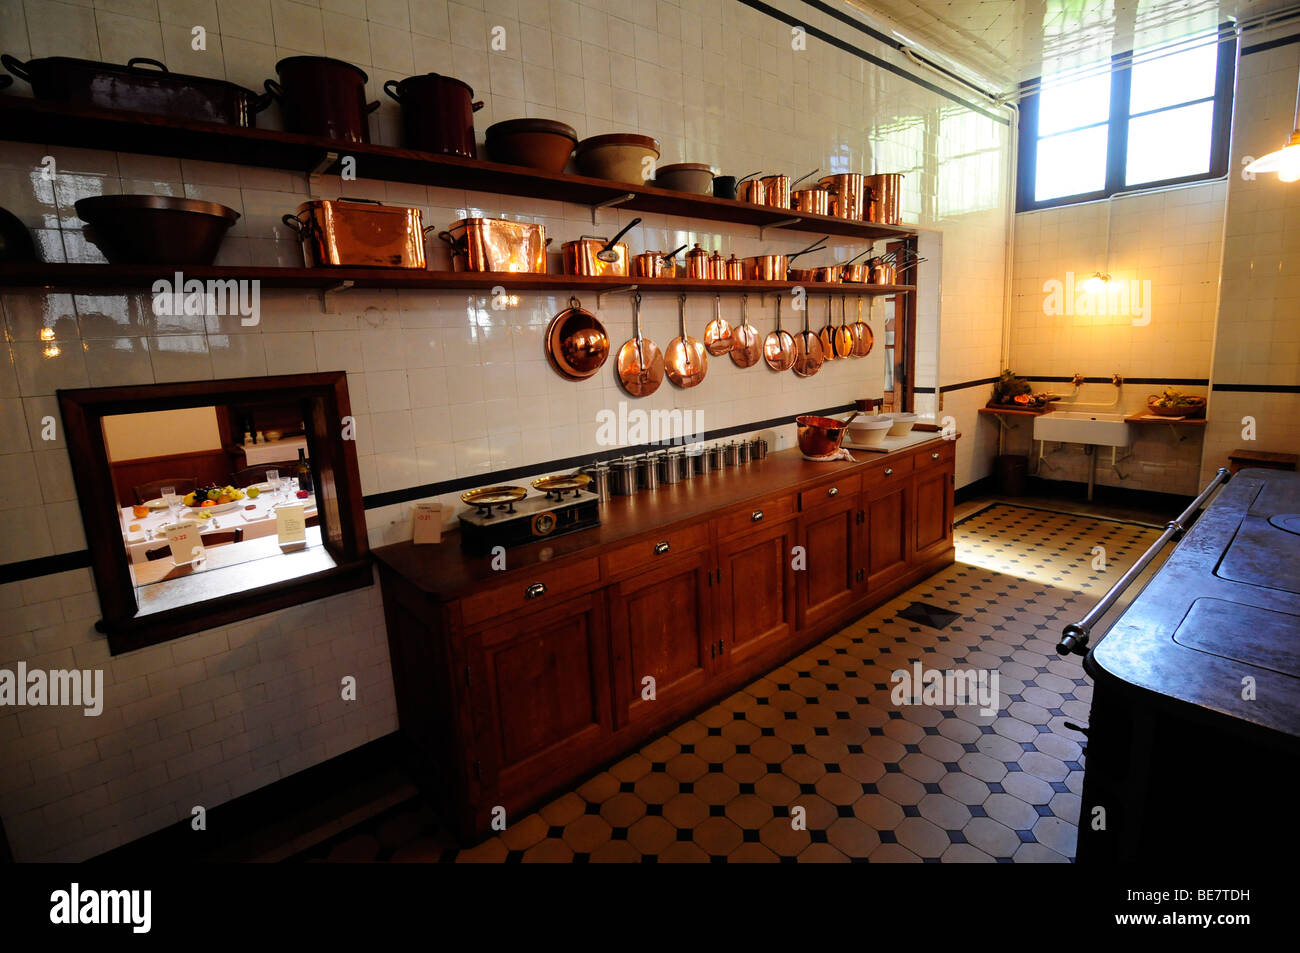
[120, 495, 317, 563]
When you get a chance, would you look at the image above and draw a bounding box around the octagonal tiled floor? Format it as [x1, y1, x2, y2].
[295, 503, 1160, 863]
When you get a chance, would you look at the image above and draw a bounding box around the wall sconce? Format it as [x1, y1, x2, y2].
[1084, 271, 1110, 293]
[1244, 69, 1300, 182]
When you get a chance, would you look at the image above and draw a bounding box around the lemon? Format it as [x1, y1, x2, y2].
[247, 486, 260, 499]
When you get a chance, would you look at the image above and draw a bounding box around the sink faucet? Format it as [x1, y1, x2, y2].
[1112, 372, 1123, 386]
[1071, 372, 1086, 387]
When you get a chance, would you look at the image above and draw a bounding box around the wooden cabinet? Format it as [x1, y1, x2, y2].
[797, 493, 861, 629]
[465, 591, 613, 800]
[608, 548, 714, 727]
[376, 438, 957, 841]
[715, 515, 797, 667]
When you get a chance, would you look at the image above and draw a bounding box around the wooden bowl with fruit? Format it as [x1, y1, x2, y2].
[1147, 388, 1206, 418]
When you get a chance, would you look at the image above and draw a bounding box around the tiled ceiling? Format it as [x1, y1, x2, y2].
[845, 0, 1300, 94]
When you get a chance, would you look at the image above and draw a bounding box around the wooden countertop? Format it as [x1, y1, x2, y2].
[373, 434, 954, 601]
[1089, 468, 1300, 745]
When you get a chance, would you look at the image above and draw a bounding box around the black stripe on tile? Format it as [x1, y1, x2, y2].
[0, 549, 92, 585]
[1212, 383, 1300, 394]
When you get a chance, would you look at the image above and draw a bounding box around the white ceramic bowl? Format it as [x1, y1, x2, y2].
[847, 415, 893, 446]
[887, 412, 918, 437]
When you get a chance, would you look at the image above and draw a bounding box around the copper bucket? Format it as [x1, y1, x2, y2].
[866, 173, 903, 224]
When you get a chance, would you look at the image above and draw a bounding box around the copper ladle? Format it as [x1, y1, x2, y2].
[616, 291, 665, 397]
[703, 292, 734, 355]
[665, 293, 709, 388]
[763, 294, 796, 371]
[792, 297, 825, 378]
[729, 293, 761, 368]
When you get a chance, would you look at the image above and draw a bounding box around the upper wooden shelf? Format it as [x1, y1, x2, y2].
[0, 96, 919, 243]
[978, 405, 1053, 418]
[0, 262, 915, 297]
[1125, 413, 1207, 426]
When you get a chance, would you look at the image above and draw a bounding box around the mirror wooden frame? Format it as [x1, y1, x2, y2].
[58, 372, 371, 655]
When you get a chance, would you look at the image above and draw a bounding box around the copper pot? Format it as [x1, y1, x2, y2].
[285, 198, 426, 269]
[793, 188, 830, 215]
[441, 218, 549, 273]
[838, 250, 874, 283]
[759, 174, 790, 209]
[818, 173, 868, 221]
[630, 250, 664, 277]
[741, 254, 787, 281]
[738, 178, 766, 204]
[708, 250, 725, 279]
[722, 254, 743, 280]
[684, 243, 712, 279]
[865, 173, 903, 224]
[788, 264, 841, 284]
[868, 257, 897, 284]
[561, 217, 641, 277]
[795, 413, 860, 459]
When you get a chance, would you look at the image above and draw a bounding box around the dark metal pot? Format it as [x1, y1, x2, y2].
[74, 195, 239, 266]
[384, 73, 483, 157]
[267, 56, 379, 144]
[2, 53, 272, 127]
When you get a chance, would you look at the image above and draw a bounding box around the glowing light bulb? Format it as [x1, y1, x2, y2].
[1083, 272, 1110, 293]
[1277, 145, 1300, 182]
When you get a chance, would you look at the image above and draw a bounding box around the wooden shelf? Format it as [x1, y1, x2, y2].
[0, 96, 919, 243]
[0, 262, 916, 297]
[978, 405, 1054, 418]
[1125, 414, 1207, 426]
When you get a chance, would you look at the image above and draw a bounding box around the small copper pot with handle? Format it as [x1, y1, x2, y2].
[561, 217, 641, 277]
[793, 188, 830, 215]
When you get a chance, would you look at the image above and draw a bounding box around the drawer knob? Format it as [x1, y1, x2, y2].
[525, 582, 546, 599]
[884, 467, 893, 476]
[827, 486, 838, 497]
[931, 452, 940, 460]
[751, 510, 764, 522]
[654, 541, 670, 555]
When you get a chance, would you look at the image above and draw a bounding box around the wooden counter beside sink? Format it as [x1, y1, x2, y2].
[373, 435, 958, 840]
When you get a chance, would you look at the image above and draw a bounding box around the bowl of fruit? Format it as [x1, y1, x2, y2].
[183, 483, 246, 514]
[1147, 388, 1206, 418]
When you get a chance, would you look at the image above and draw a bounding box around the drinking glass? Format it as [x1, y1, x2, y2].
[161, 485, 177, 517]
[266, 469, 280, 504]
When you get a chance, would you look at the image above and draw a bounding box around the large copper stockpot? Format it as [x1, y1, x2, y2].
[865, 173, 903, 224]
[818, 174, 868, 220]
[285, 199, 428, 269]
[441, 217, 548, 273]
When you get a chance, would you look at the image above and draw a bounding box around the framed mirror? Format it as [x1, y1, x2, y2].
[58, 372, 370, 654]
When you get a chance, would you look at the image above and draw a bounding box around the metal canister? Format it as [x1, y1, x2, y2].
[723, 254, 743, 280]
[685, 243, 711, 278]
[689, 445, 710, 475]
[706, 444, 724, 470]
[737, 440, 750, 464]
[658, 449, 686, 484]
[637, 453, 659, 491]
[582, 462, 610, 501]
[609, 458, 637, 496]
[749, 436, 767, 459]
[723, 441, 739, 466]
[708, 250, 724, 279]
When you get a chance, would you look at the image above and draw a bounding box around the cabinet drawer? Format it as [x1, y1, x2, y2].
[915, 441, 955, 470]
[864, 454, 914, 488]
[603, 522, 711, 578]
[798, 474, 862, 512]
[714, 494, 794, 538]
[459, 557, 601, 629]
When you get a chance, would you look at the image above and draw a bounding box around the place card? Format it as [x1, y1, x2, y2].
[163, 520, 204, 566]
[412, 503, 442, 544]
[277, 505, 307, 550]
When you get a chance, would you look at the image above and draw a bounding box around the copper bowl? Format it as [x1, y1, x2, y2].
[741, 254, 787, 280]
[796, 414, 851, 458]
[793, 188, 830, 215]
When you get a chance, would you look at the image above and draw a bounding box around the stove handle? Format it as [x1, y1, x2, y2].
[1057, 467, 1230, 657]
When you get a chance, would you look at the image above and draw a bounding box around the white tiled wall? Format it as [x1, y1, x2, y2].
[1200, 35, 1300, 483]
[0, 0, 1012, 860]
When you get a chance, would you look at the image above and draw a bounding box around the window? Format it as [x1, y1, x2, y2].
[1017, 29, 1236, 211]
[59, 373, 370, 654]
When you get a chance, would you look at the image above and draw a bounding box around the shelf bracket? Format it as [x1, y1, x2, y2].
[308, 151, 341, 198]
[758, 217, 800, 240]
[596, 284, 638, 308]
[591, 193, 636, 225]
[319, 279, 355, 312]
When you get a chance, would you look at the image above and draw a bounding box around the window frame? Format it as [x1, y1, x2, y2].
[58, 372, 371, 655]
[1016, 31, 1237, 212]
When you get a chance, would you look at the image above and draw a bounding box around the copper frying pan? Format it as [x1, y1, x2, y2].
[616, 292, 664, 397]
[703, 292, 734, 355]
[665, 293, 708, 388]
[763, 294, 795, 371]
[544, 295, 609, 381]
[729, 293, 761, 368]
[817, 295, 838, 361]
[853, 295, 875, 357]
[793, 298, 824, 377]
[834, 295, 855, 358]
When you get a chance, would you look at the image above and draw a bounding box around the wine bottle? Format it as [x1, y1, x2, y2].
[295, 447, 314, 494]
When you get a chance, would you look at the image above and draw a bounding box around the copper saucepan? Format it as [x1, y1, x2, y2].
[741, 234, 828, 281]
[818, 173, 868, 220]
[562, 217, 641, 276]
[631, 243, 688, 278]
[788, 263, 841, 284]
[865, 173, 904, 224]
[737, 171, 766, 204]
[838, 248, 875, 283]
[759, 167, 819, 210]
[793, 188, 830, 215]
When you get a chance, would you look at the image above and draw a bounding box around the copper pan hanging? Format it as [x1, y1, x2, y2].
[852, 295, 875, 357]
[834, 295, 855, 358]
[665, 294, 708, 388]
[763, 294, 796, 371]
[616, 291, 665, 397]
[703, 292, 734, 355]
[817, 294, 838, 361]
[729, 293, 761, 368]
[545, 295, 610, 381]
[792, 298, 824, 378]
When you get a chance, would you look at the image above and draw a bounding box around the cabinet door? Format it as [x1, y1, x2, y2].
[913, 464, 953, 558]
[797, 496, 861, 630]
[717, 517, 796, 667]
[467, 591, 612, 795]
[863, 478, 910, 590]
[608, 549, 713, 727]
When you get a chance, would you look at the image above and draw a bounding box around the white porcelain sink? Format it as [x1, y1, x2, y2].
[1033, 411, 1132, 447]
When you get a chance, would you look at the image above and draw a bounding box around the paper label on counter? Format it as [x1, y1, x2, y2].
[277, 505, 307, 549]
[163, 521, 204, 566]
[412, 503, 442, 544]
